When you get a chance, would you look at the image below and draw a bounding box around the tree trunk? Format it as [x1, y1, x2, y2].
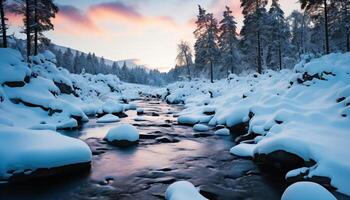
[278, 43, 282, 71]
[34, 0, 38, 55]
[0, 0, 7, 48]
[26, 0, 31, 60]
[184, 51, 191, 81]
[347, 33, 350, 52]
[324, 0, 329, 54]
[210, 60, 214, 83]
[257, 31, 262, 74]
[186, 63, 191, 81]
[230, 43, 234, 76]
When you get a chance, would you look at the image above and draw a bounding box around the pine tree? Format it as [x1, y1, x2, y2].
[176, 40, 193, 81]
[205, 13, 220, 83]
[33, 0, 58, 55]
[112, 62, 119, 76]
[194, 5, 208, 66]
[219, 6, 239, 76]
[329, 0, 350, 52]
[0, 0, 8, 48]
[287, 10, 311, 56]
[299, 0, 330, 54]
[240, 0, 268, 74]
[62, 48, 73, 72]
[10, 0, 34, 60]
[266, 0, 291, 70]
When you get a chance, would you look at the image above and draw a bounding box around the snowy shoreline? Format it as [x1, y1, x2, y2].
[166, 53, 350, 196]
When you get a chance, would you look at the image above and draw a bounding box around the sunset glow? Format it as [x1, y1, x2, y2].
[8, 0, 299, 71]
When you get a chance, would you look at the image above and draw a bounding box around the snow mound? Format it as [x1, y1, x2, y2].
[165, 181, 208, 200]
[97, 114, 120, 123]
[104, 124, 139, 144]
[281, 182, 337, 200]
[0, 48, 31, 85]
[193, 124, 210, 132]
[0, 126, 92, 181]
[214, 128, 230, 136]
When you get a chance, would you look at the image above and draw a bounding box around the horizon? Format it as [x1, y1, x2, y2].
[7, 0, 300, 72]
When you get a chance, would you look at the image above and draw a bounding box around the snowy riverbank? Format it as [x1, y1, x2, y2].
[166, 53, 350, 196]
[0, 48, 160, 182]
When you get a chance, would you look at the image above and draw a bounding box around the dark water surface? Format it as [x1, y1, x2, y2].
[0, 99, 285, 200]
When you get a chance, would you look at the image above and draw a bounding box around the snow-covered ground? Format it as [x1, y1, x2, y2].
[0, 48, 160, 182]
[166, 53, 350, 196]
[0, 48, 159, 130]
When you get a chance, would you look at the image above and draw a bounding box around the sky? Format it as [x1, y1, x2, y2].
[7, 0, 300, 72]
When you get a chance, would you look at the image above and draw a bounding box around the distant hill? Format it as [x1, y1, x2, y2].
[52, 44, 149, 69]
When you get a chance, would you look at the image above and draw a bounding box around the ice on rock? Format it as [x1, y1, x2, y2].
[97, 114, 120, 123]
[193, 124, 210, 132]
[0, 126, 92, 181]
[165, 181, 207, 200]
[281, 182, 337, 200]
[214, 128, 230, 136]
[104, 124, 139, 147]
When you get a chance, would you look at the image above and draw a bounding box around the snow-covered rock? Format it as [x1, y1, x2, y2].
[193, 124, 210, 132]
[214, 128, 230, 136]
[165, 181, 207, 200]
[137, 108, 144, 115]
[0, 126, 92, 182]
[281, 182, 337, 200]
[104, 124, 139, 147]
[97, 114, 120, 123]
[0, 48, 31, 86]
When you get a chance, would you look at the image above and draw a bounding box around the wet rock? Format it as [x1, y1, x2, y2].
[193, 132, 212, 138]
[203, 111, 215, 116]
[54, 82, 76, 95]
[150, 176, 176, 184]
[229, 122, 249, 136]
[104, 139, 139, 148]
[140, 133, 162, 139]
[155, 136, 179, 143]
[254, 150, 306, 173]
[152, 112, 160, 116]
[3, 80, 26, 87]
[235, 132, 260, 143]
[137, 108, 144, 115]
[6, 162, 91, 183]
[214, 125, 226, 130]
[159, 123, 172, 128]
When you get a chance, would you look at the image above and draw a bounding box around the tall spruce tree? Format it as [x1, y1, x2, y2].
[266, 0, 290, 70]
[329, 0, 350, 52]
[194, 5, 208, 66]
[299, 0, 330, 54]
[240, 0, 268, 74]
[33, 0, 58, 55]
[0, 0, 7, 48]
[205, 13, 220, 83]
[218, 6, 239, 76]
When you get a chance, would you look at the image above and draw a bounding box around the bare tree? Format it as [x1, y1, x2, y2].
[176, 40, 193, 81]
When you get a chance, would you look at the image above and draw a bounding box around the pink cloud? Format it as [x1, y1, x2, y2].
[53, 5, 101, 35]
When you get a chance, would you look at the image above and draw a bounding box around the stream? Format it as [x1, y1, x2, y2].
[0, 99, 285, 200]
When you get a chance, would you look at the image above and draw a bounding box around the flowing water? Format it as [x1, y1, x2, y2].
[0, 99, 285, 200]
